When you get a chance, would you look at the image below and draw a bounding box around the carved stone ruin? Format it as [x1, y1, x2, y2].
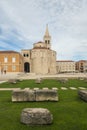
[20, 108, 53, 125]
[12, 88, 58, 102]
[35, 78, 42, 84]
[35, 89, 58, 101]
[78, 90, 87, 102]
[57, 78, 68, 83]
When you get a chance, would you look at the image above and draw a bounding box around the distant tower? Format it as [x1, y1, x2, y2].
[43, 25, 51, 49]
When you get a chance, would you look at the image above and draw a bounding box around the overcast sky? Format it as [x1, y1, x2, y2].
[0, 0, 87, 61]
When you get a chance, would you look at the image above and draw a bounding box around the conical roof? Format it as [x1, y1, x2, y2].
[44, 24, 49, 36]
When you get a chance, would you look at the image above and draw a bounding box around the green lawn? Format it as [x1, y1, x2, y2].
[0, 79, 87, 130]
[0, 79, 87, 89]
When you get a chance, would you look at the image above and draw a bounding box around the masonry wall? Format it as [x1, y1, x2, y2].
[0, 52, 24, 73]
[31, 49, 56, 74]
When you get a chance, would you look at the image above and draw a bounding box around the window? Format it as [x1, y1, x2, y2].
[27, 54, 29, 57]
[45, 40, 47, 43]
[4, 57, 8, 63]
[12, 57, 16, 63]
[23, 54, 25, 57]
[48, 40, 50, 44]
[4, 66, 8, 70]
[23, 54, 29, 57]
[12, 65, 16, 71]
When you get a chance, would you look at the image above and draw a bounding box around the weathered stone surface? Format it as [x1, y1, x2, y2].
[78, 90, 87, 101]
[12, 89, 36, 102]
[12, 90, 25, 102]
[27, 90, 36, 101]
[57, 78, 68, 83]
[35, 78, 42, 84]
[12, 88, 58, 102]
[52, 88, 58, 90]
[8, 79, 17, 84]
[36, 89, 58, 101]
[20, 108, 53, 125]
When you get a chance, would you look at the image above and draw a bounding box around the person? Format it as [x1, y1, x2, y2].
[4, 70, 6, 74]
[1, 68, 3, 74]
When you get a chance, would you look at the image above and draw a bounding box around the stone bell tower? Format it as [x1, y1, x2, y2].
[43, 25, 51, 49]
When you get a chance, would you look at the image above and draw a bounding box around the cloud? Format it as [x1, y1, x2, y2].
[0, 0, 87, 60]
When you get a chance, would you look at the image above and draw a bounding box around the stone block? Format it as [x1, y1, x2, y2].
[27, 90, 36, 101]
[35, 78, 42, 84]
[24, 88, 30, 91]
[52, 88, 58, 90]
[36, 89, 58, 101]
[12, 90, 25, 102]
[33, 88, 39, 90]
[12, 89, 36, 102]
[57, 78, 68, 83]
[8, 79, 17, 84]
[78, 90, 87, 101]
[43, 88, 48, 90]
[20, 108, 53, 125]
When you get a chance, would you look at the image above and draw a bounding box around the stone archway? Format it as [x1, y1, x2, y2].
[24, 62, 30, 73]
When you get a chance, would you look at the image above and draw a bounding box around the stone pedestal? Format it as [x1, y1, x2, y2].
[21, 108, 53, 125]
[36, 89, 58, 101]
[78, 90, 87, 101]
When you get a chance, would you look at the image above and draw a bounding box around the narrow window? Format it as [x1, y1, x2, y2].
[27, 54, 29, 57]
[12, 65, 16, 71]
[23, 54, 25, 57]
[12, 57, 16, 63]
[4, 57, 8, 63]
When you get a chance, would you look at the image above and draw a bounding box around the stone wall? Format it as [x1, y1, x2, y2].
[12, 88, 58, 102]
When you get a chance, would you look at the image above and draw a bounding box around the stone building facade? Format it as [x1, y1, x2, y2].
[0, 51, 24, 73]
[75, 60, 87, 73]
[21, 26, 57, 74]
[56, 60, 75, 73]
[0, 26, 56, 74]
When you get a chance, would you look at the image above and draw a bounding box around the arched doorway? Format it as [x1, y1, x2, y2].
[24, 62, 30, 73]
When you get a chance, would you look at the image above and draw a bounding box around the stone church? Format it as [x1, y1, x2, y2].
[0, 26, 57, 74]
[21, 26, 57, 74]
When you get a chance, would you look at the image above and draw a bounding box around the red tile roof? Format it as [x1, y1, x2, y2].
[0, 50, 19, 54]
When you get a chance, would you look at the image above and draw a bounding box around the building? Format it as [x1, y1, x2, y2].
[21, 25, 57, 74]
[0, 26, 56, 74]
[0, 51, 24, 73]
[76, 60, 87, 73]
[56, 60, 75, 73]
[84, 61, 87, 72]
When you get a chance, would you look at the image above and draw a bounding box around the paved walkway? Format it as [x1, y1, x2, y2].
[0, 72, 87, 80]
[0, 72, 87, 91]
[0, 87, 86, 91]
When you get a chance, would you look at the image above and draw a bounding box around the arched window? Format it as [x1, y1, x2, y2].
[23, 54, 25, 57]
[27, 54, 29, 57]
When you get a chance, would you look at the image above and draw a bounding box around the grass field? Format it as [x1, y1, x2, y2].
[0, 79, 87, 130]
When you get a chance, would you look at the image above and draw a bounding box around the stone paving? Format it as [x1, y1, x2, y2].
[69, 87, 77, 90]
[61, 87, 68, 90]
[0, 87, 86, 91]
[0, 72, 87, 80]
[0, 72, 87, 91]
[78, 87, 86, 90]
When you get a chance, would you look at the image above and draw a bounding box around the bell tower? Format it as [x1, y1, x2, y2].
[43, 25, 51, 49]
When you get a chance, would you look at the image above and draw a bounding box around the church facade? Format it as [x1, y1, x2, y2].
[0, 26, 57, 74]
[21, 26, 57, 74]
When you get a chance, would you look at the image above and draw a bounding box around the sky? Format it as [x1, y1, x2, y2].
[0, 0, 87, 61]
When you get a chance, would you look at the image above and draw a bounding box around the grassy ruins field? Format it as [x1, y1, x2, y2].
[0, 79, 87, 130]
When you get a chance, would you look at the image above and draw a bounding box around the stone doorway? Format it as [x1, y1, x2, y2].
[24, 62, 30, 73]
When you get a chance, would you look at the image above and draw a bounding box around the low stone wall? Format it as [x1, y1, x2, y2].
[78, 90, 87, 101]
[12, 88, 58, 102]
